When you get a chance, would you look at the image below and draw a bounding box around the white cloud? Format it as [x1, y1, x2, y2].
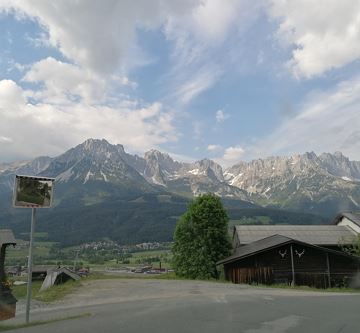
[174, 67, 221, 104]
[216, 145, 245, 166]
[0, 0, 200, 74]
[207, 144, 222, 152]
[0, 79, 27, 109]
[191, 0, 241, 42]
[0, 136, 13, 143]
[23, 57, 107, 104]
[0, 0, 246, 107]
[0, 79, 178, 161]
[251, 74, 360, 160]
[268, 0, 360, 78]
[216, 110, 229, 122]
[164, 0, 262, 104]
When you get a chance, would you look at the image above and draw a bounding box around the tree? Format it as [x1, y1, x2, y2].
[341, 235, 360, 256]
[172, 193, 232, 279]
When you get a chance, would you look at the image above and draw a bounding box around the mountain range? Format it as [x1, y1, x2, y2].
[1, 138, 359, 245]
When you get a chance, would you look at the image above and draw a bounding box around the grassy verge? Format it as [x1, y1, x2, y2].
[250, 283, 360, 293]
[88, 273, 359, 289]
[11, 279, 81, 303]
[85, 271, 228, 283]
[35, 280, 81, 302]
[0, 313, 91, 332]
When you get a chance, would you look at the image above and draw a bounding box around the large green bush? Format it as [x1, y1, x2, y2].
[172, 193, 232, 279]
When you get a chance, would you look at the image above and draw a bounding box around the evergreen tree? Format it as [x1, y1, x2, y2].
[172, 193, 232, 279]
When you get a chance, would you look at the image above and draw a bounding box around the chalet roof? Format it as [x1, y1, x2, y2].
[234, 225, 356, 246]
[0, 229, 16, 248]
[333, 212, 360, 227]
[218, 234, 360, 265]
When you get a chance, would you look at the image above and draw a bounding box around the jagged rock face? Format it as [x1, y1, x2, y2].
[188, 159, 224, 182]
[43, 139, 151, 190]
[319, 152, 360, 180]
[225, 151, 360, 213]
[1, 139, 360, 214]
[141, 150, 184, 186]
[225, 152, 323, 192]
[170, 158, 249, 199]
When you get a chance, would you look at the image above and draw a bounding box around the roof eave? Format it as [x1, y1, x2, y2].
[217, 238, 360, 266]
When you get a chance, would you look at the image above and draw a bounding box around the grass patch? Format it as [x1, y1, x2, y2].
[35, 280, 81, 302]
[0, 313, 91, 332]
[250, 283, 360, 293]
[11, 281, 42, 300]
[11, 279, 81, 303]
[86, 271, 229, 283]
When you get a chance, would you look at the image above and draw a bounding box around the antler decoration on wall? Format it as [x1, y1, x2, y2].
[295, 249, 305, 258]
[279, 249, 287, 258]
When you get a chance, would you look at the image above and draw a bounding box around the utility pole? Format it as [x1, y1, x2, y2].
[73, 250, 80, 271]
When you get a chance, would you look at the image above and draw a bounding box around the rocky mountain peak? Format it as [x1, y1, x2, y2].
[115, 144, 126, 155]
[145, 149, 172, 162]
[192, 159, 224, 182]
[319, 151, 360, 180]
[80, 138, 114, 153]
[1, 139, 360, 216]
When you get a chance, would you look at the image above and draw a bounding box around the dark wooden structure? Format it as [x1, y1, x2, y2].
[0, 230, 17, 320]
[218, 235, 360, 288]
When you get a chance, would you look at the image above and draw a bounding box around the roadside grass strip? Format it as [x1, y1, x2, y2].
[12, 280, 81, 302]
[250, 283, 360, 293]
[0, 313, 92, 332]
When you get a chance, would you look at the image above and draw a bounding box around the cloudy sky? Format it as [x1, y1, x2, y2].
[1, 0, 360, 166]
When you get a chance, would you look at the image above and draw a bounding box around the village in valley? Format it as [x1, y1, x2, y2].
[1, 210, 360, 322]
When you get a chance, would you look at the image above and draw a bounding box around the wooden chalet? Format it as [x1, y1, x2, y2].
[218, 212, 360, 288]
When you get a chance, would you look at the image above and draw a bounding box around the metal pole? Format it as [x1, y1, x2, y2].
[326, 252, 331, 288]
[25, 208, 36, 324]
[73, 250, 79, 271]
[290, 245, 296, 287]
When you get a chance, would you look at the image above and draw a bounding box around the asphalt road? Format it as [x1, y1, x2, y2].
[4, 279, 360, 333]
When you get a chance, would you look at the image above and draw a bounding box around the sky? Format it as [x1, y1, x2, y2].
[1, 0, 360, 166]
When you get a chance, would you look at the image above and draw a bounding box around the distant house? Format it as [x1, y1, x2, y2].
[218, 213, 360, 288]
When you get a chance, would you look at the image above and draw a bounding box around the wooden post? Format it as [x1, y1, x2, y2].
[326, 252, 331, 288]
[290, 245, 296, 287]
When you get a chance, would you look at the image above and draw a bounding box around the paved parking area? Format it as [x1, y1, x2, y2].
[4, 279, 360, 333]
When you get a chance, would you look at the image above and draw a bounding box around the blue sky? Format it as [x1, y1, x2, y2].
[1, 1, 360, 166]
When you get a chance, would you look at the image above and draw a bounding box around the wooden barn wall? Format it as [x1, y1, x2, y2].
[224, 244, 360, 288]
